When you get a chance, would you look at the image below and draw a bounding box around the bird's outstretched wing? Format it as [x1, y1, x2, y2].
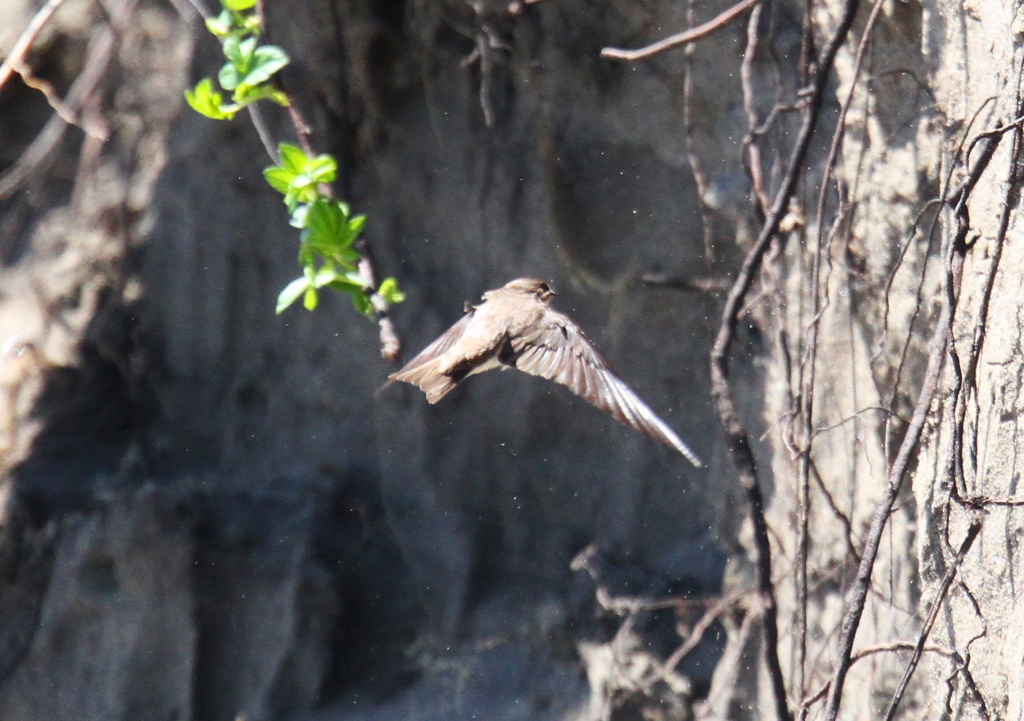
[385, 309, 476, 403]
[510, 313, 703, 467]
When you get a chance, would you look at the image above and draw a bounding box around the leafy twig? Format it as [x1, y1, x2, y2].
[183, 0, 405, 358]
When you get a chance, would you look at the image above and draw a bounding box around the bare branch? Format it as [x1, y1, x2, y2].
[948, 119, 1023, 503]
[641, 273, 733, 293]
[708, 0, 863, 718]
[881, 516, 983, 721]
[802, 641, 960, 710]
[0, 0, 67, 94]
[822, 121, 1004, 721]
[654, 588, 749, 684]
[601, 0, 761, 62]
[740, 2, 771, 218]
[0, 1, 131, 199]
[681, 0, 717, 259]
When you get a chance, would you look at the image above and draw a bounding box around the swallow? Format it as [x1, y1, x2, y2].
[386, 278, 703, 467]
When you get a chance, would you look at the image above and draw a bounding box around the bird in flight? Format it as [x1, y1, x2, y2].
[386, 278, 703, 467]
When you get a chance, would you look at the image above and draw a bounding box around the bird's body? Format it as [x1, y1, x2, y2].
[388, 278, 703, 467]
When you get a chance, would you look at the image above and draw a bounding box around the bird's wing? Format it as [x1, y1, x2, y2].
[390, 309, 474, 376]
[511, 313, 703, 467]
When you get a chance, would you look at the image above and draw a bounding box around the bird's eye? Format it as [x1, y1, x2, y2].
[539, 283, 550, 294]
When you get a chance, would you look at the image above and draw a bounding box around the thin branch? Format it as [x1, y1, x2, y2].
[944, 124, 1008, 501]
[950, 113, 1023, 503]
[708, 0, 862, 718]
[798, 0, 887, 541]
[246, 103, 278, 162]
[695, 609, 758, 721]
[641, 273, 733, 293]
[0, 5, 127, 198]
[655, 588, 749, 681]
[821, 253, 950, 721]
[821, 123, 1003, 721]
[572, 544, 733, 614]
[881, 515, 983, 721]
[801, 641, 960, 710]
[740, 2, 771, 218]
[601, 0, 761, 62]
[7, 62, 88, 130]
[793, 0, 886, 691]
[962, 494, 1024, 506]
[807, 457, 860, 565]
[955, 582, 992, 720]
[0, 0, 67, 94]
[681, 0, 717, 259]
[806, 405, 910, 440]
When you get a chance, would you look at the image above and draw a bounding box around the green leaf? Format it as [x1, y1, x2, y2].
[327, 277, 365, 294]
[221, 37, 257, 91]
[240, 14, 263, 34]
[242, 45, 289, 87]
[336, 247, 361, 265]
[276, 276, 309, 314]
[306, 199, 345, 248]
[378, 277, 406, 306]
[222, 34, 242, 67]
[263, 166, 294, 195]
[278, 143, 307, 173]
[341, 214, 366, 247]
[205, 9, 233, 36]
[223, 0, 256, 10]
[286, 176, 317, 206]
[303, 286, 319, 310]
[262, 145, 330, 210]
[237, 36, 258, 65]
[232, 83, 289, 108]
[184, 78, 235, 120]
[305, 154, 337, 185]
[218, 60, 243, 91]
[265, 87, 290, 106]
[351, 291, 374, 317]
[232, 83, 264, 106]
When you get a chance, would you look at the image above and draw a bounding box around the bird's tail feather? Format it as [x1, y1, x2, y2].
[389, 360, 457, 404]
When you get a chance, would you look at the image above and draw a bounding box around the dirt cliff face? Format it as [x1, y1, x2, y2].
[0, 0, 1020, 718]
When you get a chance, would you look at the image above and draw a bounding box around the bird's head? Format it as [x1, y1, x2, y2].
[505, 277, 556, 303]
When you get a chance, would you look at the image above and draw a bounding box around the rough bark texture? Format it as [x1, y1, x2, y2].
[0, 0, 1021, 719]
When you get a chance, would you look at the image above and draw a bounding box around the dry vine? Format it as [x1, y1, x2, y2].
[707, 0, 862, 717]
